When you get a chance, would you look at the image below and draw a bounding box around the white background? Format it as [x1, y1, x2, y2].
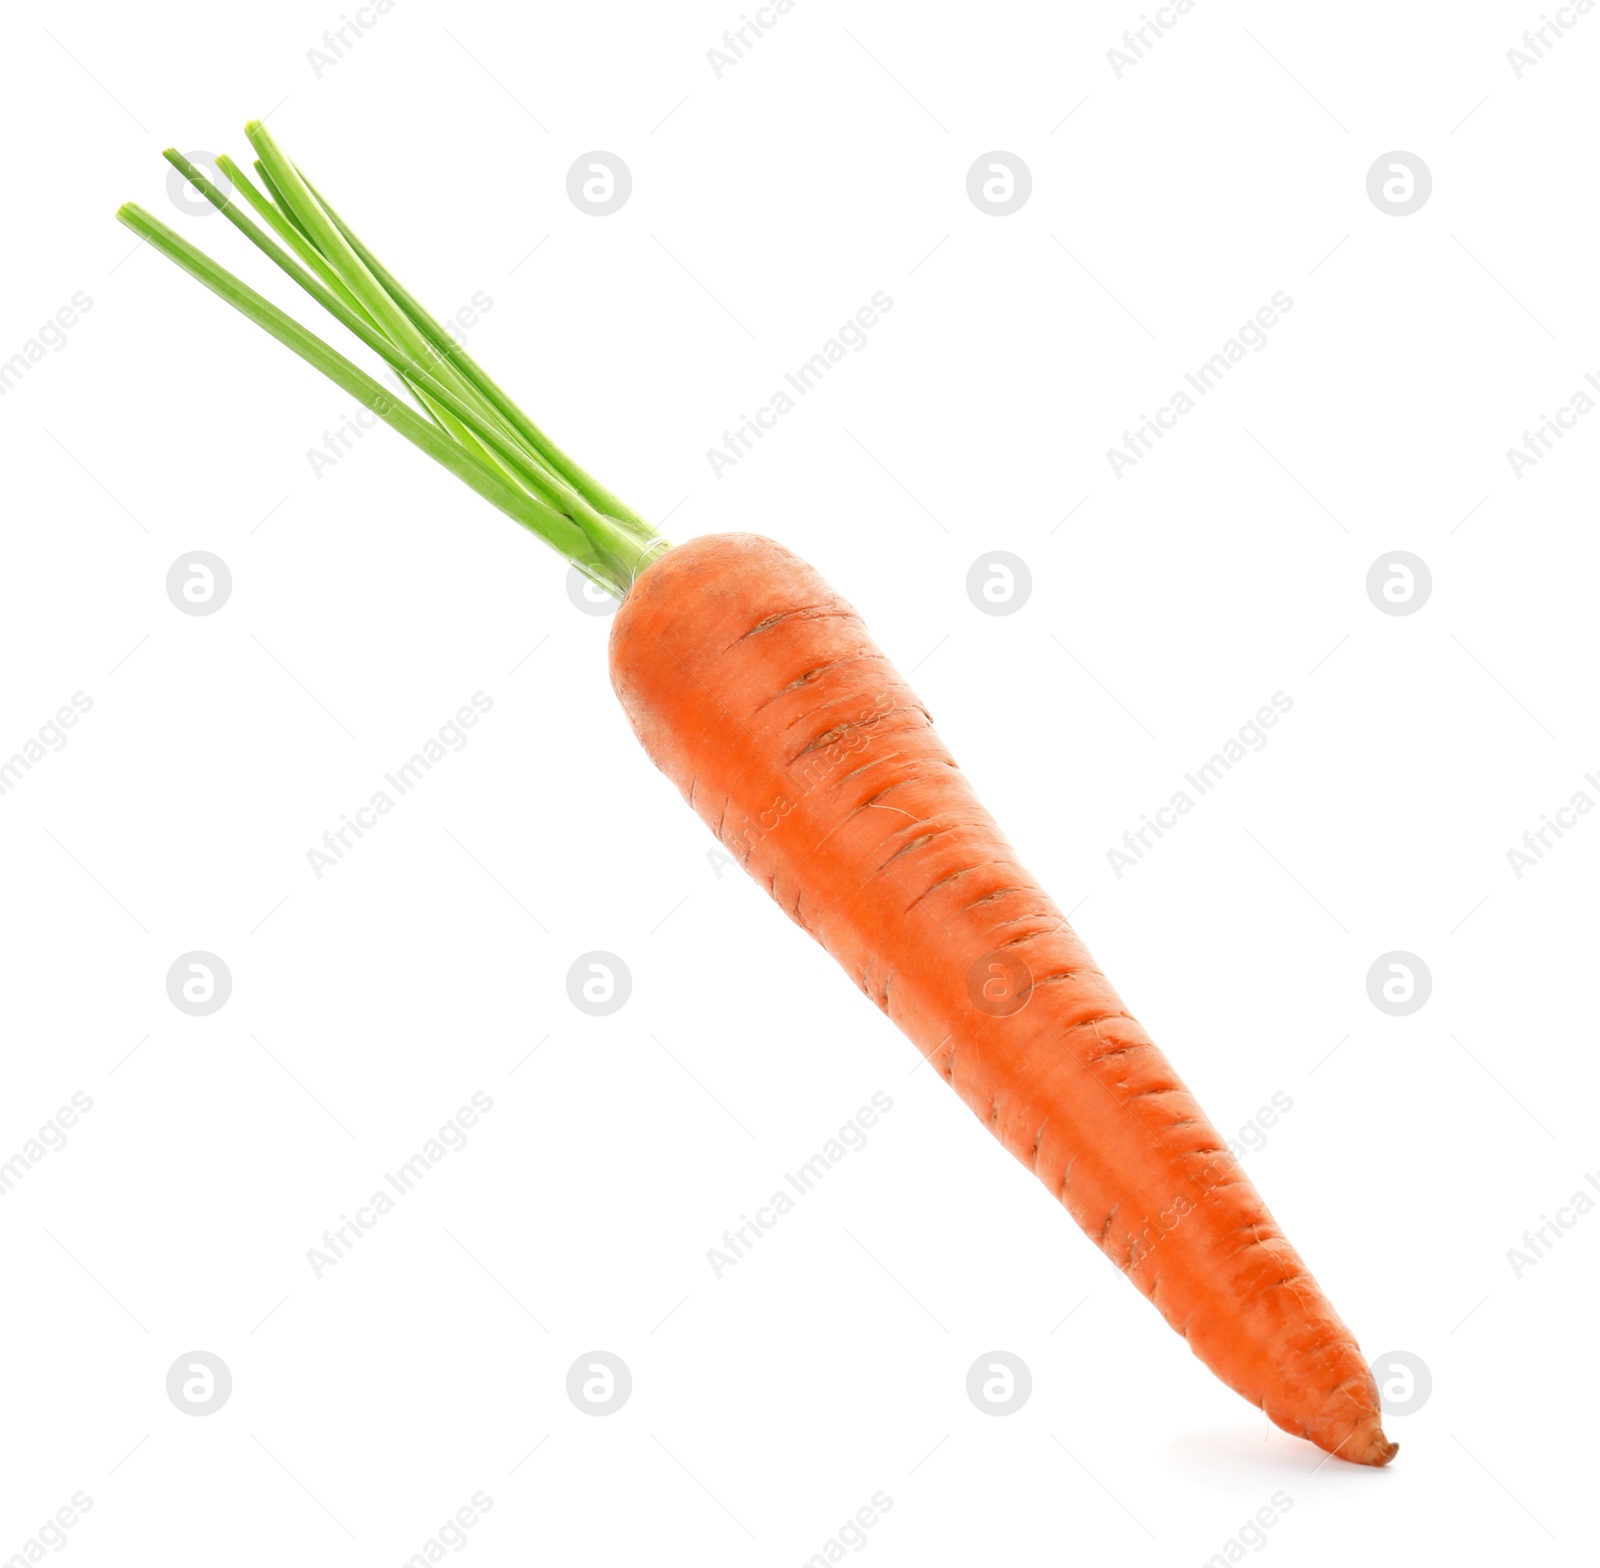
[1, 1, 1595, 1563]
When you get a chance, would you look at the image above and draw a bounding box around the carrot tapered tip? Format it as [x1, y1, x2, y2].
[1346, 1414, 1398, 1467]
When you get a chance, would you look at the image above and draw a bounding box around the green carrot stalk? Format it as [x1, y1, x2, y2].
[296, 166, 652, 537]
[158, 154, 608, 526]
[213, 153, 377, 329]
[116, 201, 660, 591]
[121, 124, 669, 596]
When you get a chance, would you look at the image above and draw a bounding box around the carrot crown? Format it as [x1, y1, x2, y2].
[118, 121, 667, 597]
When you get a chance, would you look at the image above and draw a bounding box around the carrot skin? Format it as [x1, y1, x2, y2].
[610, 533, 1394, 1467]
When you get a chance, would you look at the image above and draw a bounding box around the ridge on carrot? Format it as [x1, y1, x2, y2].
[120, 125, 1396, 1467]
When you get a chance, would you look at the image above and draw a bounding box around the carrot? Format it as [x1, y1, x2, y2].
[611, 533, 1395, 1467]
[122, 126, 1394, 1467]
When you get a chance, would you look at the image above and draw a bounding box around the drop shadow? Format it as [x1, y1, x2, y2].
[1164, 1423, 1365, 1485]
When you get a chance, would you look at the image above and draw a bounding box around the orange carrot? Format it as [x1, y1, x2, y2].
[612, 533, 1395, 1467]
[126, 127, 1393, 1467]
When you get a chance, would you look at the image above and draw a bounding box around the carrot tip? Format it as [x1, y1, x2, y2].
[1346, 1416, 1398, 1467]
[1364, 1434, 1399, 1467]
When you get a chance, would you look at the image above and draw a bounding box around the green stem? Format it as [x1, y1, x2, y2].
[163, 153, 587, 520]
[301, 169, 652, 538]
[118, 203, 659, 591]
[243, 125, 540, 498]
[208, 152, 448, 437]
[126, 123, 673, 596]
[213, 153, 375, 327]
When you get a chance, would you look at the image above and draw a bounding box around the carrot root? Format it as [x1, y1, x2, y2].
[611, 533, 1394, 1467]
